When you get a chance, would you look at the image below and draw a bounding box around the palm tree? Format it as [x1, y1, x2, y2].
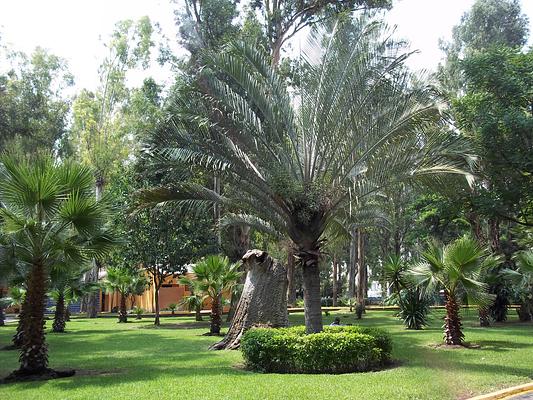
[179, 280, 205, 322]
[410, 236, 498, 345]
[49, 266, 99, 333]
[0, 154, 118, 381]
[181, 255, 241, 335]
[141, 16, 474, 333]
[505, 251, 533, 321]
[103, 266, 148, 323]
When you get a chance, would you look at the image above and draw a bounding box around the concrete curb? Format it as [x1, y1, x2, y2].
[468, 382, 533, 400]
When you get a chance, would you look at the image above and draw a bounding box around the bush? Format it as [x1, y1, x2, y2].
[397, 290, 431, 330]
[241, 325, 392, 374]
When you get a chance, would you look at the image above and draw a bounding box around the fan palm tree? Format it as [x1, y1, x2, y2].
[103, 266, 148, 323]
[141, 16, 475, 333]
[179, 280, 204, 322]
[410, 236, 498, 345]
[0, 154, 118, 380]
[181, 255, 241, 334]
[505, 251, 533, 321]
[49, 266, 99, 333]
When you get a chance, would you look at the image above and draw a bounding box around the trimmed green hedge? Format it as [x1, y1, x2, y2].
[240, 325, 392, 374]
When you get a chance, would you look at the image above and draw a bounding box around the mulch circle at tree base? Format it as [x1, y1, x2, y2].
[0, 368, 75, 384]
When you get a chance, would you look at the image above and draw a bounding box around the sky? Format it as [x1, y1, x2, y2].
[0, 0, 532, 92]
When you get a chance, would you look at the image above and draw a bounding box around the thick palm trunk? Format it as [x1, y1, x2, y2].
[118, 293, 127, 323]
[12, 298, 27, 348]
[52, 292, 66, 333]
[19, 262, 48, 374]
[211, 250, 288, 350]
[444, 291, 464, 345]
[298, 244, 323, 333]
[154, 287, 160, 326]
[210, 295, 221, 335]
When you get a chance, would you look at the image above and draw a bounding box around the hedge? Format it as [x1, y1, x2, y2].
[240, 325, 392, 374]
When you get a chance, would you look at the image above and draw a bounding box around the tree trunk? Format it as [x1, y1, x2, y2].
[287, 246, 296, 307]
[0, 288, 5, 327]
[12, 296, 28, 348]
[118, 293, 127, 323]
[298, 242, 323, 334]
[210, 294, 221, 335]
[154, 286, 160, 326]
[211, 250, 289, 350]
[478, 307, 490, 327]
[52, 292, 66, 333]
[65, 307, 71, 322]
[348, 227, 357, 298]
[356, 229, 366, 312]
[444, 291, 464, 345]
[19, 262, 48, 374]
[195, 304, 203, 321]
[332, 255, 338, 307]
[86, 178, 104, 319]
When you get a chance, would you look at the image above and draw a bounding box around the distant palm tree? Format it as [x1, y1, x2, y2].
[0, 154, 118, 380]
[142, 16, 474, 333]
[179, 285, 204, 322]
[103, 267, 148, 323]
[410, 236, 498, 345]
[181, 255, 241, 334]
[505, 251, 533, 321]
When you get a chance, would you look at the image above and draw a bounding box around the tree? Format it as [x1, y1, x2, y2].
[181, 255, 241, 335]
[49, 266, 99, 333]
[179, 286, 204, 321]
[505, 251, 533, 321]
[411, 236, 498, 345]
[0, 154, 118, 382]
[103, 266, 148, 323]
[0, 47, 73, 154]
[438, 0, 529, 93]
[69, 17, 156, 318]
[142, 16, 474, 333]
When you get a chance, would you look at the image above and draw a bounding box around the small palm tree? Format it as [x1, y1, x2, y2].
[0, 154, 118, 380]
[179, 289, 204, 322]
[181, 255, 241, 335]
[410, 236, 498, 345]
[49, 266, 99, 333]
[103, 267, 148, 323]
[505, 251, 533, 321]
[167, 303, 178, 315]
[132, 306, 144, 320]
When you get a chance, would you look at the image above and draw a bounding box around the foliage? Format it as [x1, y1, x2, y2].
[132, 306, 144, 319]
[505, 250, 533, 321]
[240, 325, 392, 373]
[167, 303, 178, 314]
[142, 15, 474, 333]
[396, 289, 432, 330]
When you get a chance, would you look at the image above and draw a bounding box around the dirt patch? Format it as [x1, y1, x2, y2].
[140, 322, 210, 330]
[430, 342, 481, 350]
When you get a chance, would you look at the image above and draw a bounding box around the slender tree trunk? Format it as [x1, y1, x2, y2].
[0, 288, 5, 327]
[332, 255, 338, 307]
[348, 227, 357, 298]
[154, 286, 160, 326]
[478, 307, 490, 327]
[65, 307, 71, 322]
[210, 294, 221, 335]
[444, 291, 464, 345]
[211, 250, 288, 350]
[52, 292, 66, 333]
[19, 262, 48, 374]
[213, 174, 221, 249]
[356, 229, 366, 312]
[118, 293, 127, 323]
[287, 246, 296, 306]
[87, 178, 104, 319]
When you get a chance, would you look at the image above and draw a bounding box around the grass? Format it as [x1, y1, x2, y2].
[0, 309, 532, 400]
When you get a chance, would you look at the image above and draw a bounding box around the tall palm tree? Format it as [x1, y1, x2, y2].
[103, 266, 148, 323]
[181, 255, 241, 334]
[0, 154, 118, 381]
[141, 16, 474, 333]
[410, 236, 498, 345]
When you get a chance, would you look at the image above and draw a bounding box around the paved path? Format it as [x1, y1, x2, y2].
[508, 391, 533, 399]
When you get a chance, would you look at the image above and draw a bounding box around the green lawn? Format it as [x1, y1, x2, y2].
[0, 310, 531, 400]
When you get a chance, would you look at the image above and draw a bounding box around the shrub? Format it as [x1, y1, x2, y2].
[397, 290, 431, 330]
[241, 325, 392, 374]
